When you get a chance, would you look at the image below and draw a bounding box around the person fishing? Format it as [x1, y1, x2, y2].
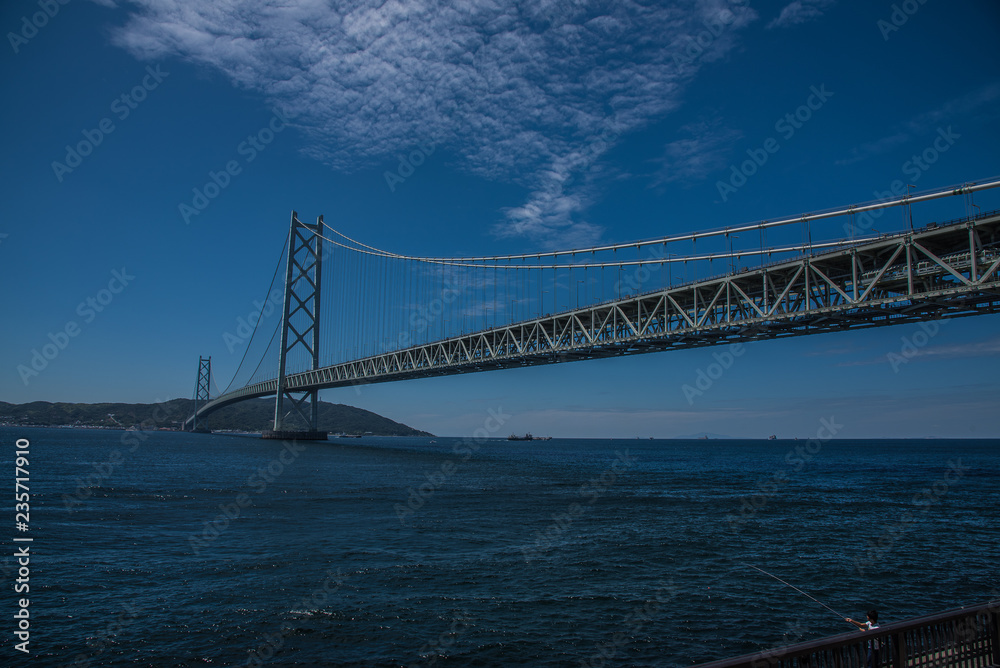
[845, 610, 880, 667]
[745, 563, 882, 666]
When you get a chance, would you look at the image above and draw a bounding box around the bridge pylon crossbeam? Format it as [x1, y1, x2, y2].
[266, 212, 327, 440]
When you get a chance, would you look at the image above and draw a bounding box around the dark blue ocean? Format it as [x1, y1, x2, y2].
[3, 427, 998, 667]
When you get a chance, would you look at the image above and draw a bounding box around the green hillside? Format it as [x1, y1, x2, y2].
[0, 398, 432, 436]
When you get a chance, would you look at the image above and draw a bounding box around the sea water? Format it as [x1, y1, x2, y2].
[3, 427, 998, 666]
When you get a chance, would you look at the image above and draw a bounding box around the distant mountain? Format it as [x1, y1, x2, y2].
[0, 398, 432, 436]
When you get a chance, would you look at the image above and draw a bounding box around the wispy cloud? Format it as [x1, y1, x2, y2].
[802, 344, 869, 357]
[652, 118, 742, 188]
[837, 81, 1000, 165]
[904, 81, 1000, 130]
[767, 0, 835, 29]
[104, 0, 757, 246]
[835, 132, 911, 166]
[838, 336, 1000, 367]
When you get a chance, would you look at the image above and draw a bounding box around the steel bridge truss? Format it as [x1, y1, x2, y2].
[271, 212, 324, 433]
[194, 212, 1000, 419]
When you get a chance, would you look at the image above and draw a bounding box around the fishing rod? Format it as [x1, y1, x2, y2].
[744, 563, 850, 623]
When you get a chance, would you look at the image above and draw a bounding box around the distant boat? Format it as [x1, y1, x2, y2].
[337, 433, 362, 438]
[507, 433, 552, 441]
[768, 434, 777, 440]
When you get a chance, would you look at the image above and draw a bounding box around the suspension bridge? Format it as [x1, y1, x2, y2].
[184, 179, 1000, 437]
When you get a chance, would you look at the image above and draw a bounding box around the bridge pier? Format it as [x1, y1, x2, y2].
[260, 430, 329, 441]
[262, 211, 328, 441]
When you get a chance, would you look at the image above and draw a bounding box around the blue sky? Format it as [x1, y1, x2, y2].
[2, 0, 999, 438]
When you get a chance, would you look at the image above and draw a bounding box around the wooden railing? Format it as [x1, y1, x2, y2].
[696, 601, 1000, 668]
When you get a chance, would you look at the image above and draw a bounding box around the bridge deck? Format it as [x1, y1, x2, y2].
[190, 211, 1000, 423]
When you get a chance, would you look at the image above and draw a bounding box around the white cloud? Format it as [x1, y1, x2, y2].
[103, 0, 757, 245]
[653, 119, 743, 187]
[767, 0, 835, 30]
[836, 81, 1000, 165]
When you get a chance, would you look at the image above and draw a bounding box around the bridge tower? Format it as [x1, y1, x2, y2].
[191, 355, 211, 432]
[262, 211, 328, 440]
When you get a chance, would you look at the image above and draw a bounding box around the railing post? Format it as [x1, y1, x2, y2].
[991, 607, 1000, 666]
[692, 603, 995, 668]
[891, 630, 906, 668]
